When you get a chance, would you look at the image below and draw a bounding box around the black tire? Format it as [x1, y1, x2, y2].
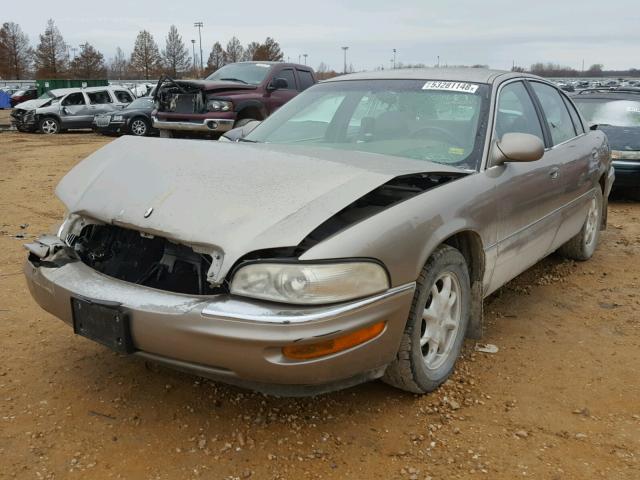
[39, 116, 60, 135]
[159, 129, 173, 138]
[383, 245, 471, 393]
[234, 117, 258, 128]
[558, 188, 603, 261]
[129, 117, 150, 136]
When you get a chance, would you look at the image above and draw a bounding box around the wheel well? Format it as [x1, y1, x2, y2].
[237, 106, 264, 121]
[442, 230, 485, 285]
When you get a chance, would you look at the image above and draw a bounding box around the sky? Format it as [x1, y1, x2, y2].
[4, 0, 639, 72]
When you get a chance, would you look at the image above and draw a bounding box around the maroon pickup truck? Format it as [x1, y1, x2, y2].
[153, 61, 316, 138]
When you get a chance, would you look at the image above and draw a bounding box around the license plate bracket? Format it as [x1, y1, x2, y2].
[71, 298, 134, 354]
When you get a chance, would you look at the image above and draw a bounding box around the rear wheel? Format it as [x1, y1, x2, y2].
[383, 245, 470, 393]
[234, 117, 258, 128]
[39, 117, 60, 135]
[129, 117, 149, 136]
[558, 188, 603, 261]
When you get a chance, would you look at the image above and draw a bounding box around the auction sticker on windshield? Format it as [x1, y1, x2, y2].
[422, 81, 479, 94]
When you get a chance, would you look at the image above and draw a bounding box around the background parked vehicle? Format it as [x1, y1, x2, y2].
[10, 86, 38, 107]
[573, 90, 640, 197]
[153, 61, 316, 138]
[11, 86, 135, 134]
[93, 97, 157, 137]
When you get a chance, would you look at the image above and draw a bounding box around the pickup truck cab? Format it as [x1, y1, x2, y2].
[152, 61, 316, 138]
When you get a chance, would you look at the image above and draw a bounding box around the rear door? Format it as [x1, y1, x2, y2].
[487, 80, 564, 292]
[86, 90, 116, 122]
[528, 81, 595, 250]
[295, 69, 316, 91]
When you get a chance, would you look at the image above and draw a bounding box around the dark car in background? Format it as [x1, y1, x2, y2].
[10, 86, 38, 107]
[573, 90, 640, 196]
[153, 61, 316, 138]
[93, 97, 157, 137]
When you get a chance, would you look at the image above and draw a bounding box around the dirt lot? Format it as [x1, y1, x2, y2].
[1, 131, 638, 480]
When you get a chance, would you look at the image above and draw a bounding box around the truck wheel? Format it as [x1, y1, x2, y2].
[558, 188, 603, 261]
[39, 117, 60, 135]
[383, 245, 470, 393]
[234, 118, 258, 128]
[159, 129, 173, 138]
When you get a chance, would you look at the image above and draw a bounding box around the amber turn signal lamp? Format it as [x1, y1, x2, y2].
[282, 322, 385, 360]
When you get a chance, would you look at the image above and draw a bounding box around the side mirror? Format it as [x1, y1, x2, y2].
[219, 120, 262, 142]
[268, 78, 289, 90]
[493, 132, 544, 165]
[589, 123, 599, 131]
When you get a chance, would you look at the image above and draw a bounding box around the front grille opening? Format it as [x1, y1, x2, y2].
[73, 224, 225, 296]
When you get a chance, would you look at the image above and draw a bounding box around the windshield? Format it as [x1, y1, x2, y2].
[245, 79, 489, 169]
[573, 98, 640, 127]
[126, 98, 153, 109]
[206, 63, 272, 85]
[13, 90, 26, 96]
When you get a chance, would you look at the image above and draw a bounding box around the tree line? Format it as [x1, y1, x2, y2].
[513, 62, 640, 78]
[0, 19, 285, 80]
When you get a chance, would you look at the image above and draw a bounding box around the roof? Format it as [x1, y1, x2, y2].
[323, 67, 541, 84]
[234, 61, 311, 69]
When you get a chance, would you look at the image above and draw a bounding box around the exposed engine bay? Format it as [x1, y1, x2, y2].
[154, 78, 206, 114]
[71, 224, 223, 295]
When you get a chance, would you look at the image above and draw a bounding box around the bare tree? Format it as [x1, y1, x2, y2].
[224, 37, 244, 63]
[130, 30, 161, 80]
[69, 42, 106, 79]
[206, 42, 226, 74]
[109, 47, 128, 80]
[34, 19, 68, 78]
[243, 41, 260, 62]
[162, 25, 190, 78]
[253, 37, 283, 62]
[0, 22, 32, 79]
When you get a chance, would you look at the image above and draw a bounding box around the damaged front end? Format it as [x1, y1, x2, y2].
[11, 108, 37, 131]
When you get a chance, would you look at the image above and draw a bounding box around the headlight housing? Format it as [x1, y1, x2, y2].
[111, 114, 124, 122]
[206, 99, 233, 112]
[230, 261, 390, 305]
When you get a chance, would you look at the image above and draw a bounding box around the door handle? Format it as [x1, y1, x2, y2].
[549, 167, 559, 180]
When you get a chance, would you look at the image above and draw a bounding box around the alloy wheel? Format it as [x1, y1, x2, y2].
[41, 119, 58, 134]
[130, 119, 147, 136]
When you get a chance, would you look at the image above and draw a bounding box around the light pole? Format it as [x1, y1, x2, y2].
[437, 55, 440, 68]
[194, 22, 204, 71]
[392, 48, 396, 69]
[303, 53, 308, 65]
[341, 46, 349, 74]
[191, 40, 197, 73]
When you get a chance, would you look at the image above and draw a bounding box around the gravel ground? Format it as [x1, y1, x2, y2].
[0, 131, 639, 480]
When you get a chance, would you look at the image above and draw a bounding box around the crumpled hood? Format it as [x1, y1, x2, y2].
[56, 136, 464, 283]
[173, 79, 258, 93]
[15, 98, 52, 110]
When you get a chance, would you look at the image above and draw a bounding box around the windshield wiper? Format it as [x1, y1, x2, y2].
[219, 77, 249, 84]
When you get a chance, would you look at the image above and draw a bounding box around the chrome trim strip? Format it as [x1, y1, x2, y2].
[152, 117, 234, 132]
[201, 283, 416, 324]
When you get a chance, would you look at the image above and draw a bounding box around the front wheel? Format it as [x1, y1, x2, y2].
[39, 117, 60, 134]
[383, 245, 470, 393]
[558, 188, 603, 261]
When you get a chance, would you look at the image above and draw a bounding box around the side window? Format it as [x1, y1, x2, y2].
[530, 82, 576, 145]
[87, 91, 112, 105]
[296, 70, 315, 91]
[115, 90, 134, 103]
[562, 96, 585, 135]
[276, 69, 296, 90]
[61, 92, 86, 106]
[495, 81, 544, 141]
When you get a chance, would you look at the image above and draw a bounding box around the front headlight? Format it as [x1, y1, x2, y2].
[230, 262, 390, 305]
[111, 114, 124, 122]
[206, 99, 233, 112]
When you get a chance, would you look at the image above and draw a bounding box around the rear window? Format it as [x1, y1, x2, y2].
[573, 98, 640, 127]
[87, 91, 112, 104]
[115, 90, 134, 103]
[297, 70, 315, 91]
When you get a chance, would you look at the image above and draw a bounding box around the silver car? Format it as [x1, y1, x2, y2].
[24, 69, 613, 396]
[11, 86, 135, 134]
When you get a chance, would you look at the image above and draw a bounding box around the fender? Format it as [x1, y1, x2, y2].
[234, 99, 267, 119]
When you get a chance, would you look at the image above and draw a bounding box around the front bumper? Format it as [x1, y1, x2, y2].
[24, 253, 414, 396]
[11, 110, 37, 130]
[612, 160, 640, 188]
[152, 116, 234, 133]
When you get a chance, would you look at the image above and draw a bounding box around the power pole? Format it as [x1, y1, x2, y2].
[191, 40, 197, 74]
[194, 22, 204, 71]
[392, 48, 396, 69]
[341, 46, 349, 74]
[437, 55, 440, 68]
[303, 53, 308, 65]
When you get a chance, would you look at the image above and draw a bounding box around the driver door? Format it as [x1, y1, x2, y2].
[60, 92, 91, 129]
[487, 80, 564, 293]
[264, 68, 299, 114]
